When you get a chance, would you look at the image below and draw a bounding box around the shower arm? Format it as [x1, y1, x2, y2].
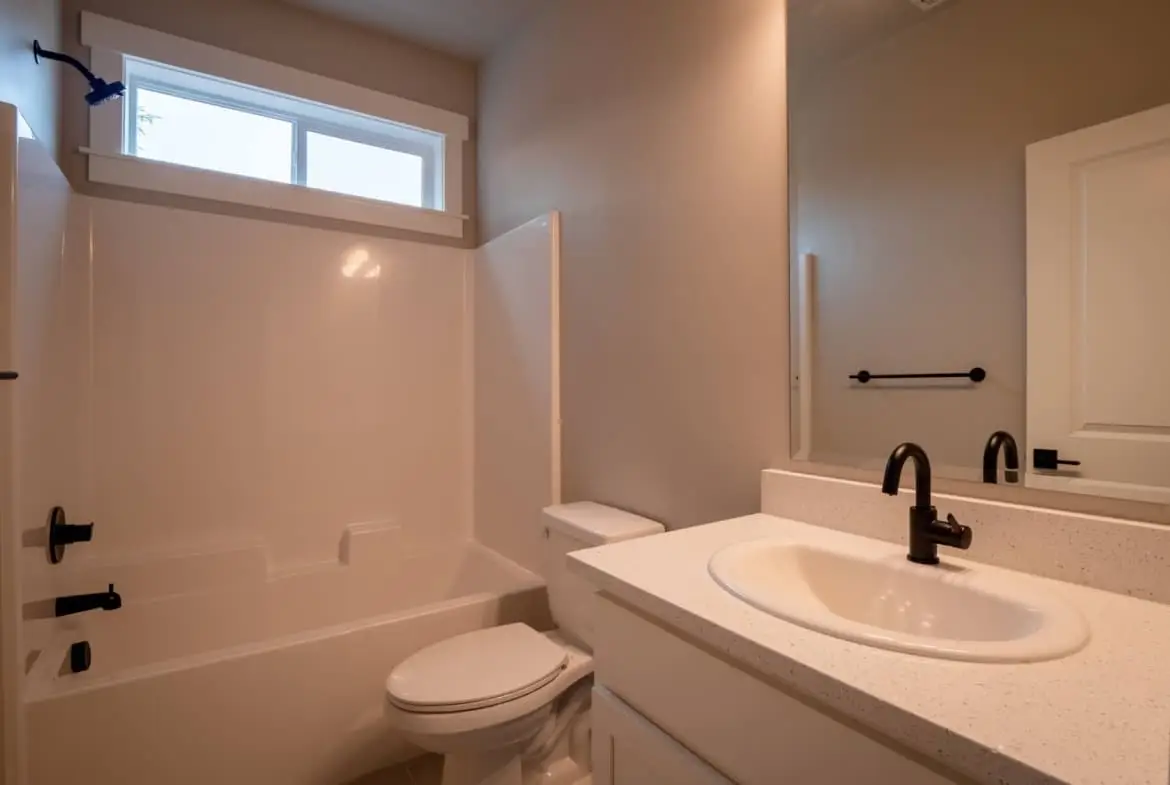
[33, 41, 99, 83]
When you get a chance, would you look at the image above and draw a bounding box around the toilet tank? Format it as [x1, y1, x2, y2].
[542, 502, 664, 649]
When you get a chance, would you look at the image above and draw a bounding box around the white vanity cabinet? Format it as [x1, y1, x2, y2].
[590, 595, 962, 785]
[593, 687, 733, 785]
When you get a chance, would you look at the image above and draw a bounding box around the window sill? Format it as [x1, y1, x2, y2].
[81, 148, 469, 239]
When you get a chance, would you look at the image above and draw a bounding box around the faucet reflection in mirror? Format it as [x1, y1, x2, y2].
[982, 431, 1020, 485]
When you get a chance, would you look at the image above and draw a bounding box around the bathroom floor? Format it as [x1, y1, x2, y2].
[346, 755, 443, 785]
[346, 756, 593, 785]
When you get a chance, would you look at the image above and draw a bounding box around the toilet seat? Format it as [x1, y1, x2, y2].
[385, 631, 594, 740]
[387, 624, 570, 714]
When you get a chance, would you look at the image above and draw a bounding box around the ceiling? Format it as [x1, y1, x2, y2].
[284, 0, 945, 71]
[789, 0, 946, 82]
[283, 0, 548, 60]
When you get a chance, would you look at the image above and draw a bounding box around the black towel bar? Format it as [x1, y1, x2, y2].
[851, 367, 986, 384]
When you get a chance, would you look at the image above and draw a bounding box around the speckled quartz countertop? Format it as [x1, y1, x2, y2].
[568, 515, 1170, 785]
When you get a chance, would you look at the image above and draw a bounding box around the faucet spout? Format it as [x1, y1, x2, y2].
[882, 443, 973, 566]
[55, 584, 121, 617]
[882, 442, 932, 508]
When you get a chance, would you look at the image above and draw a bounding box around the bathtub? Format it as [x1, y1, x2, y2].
[24, 540, 547, 785]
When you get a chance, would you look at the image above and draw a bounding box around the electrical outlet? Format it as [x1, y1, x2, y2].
[907, 0, 953, 10]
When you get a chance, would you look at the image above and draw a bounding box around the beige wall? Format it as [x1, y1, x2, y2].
[56, 0, 480, 246]
[1, 0, 61, 151]
[793, 0, 1170, 472]
[479, 0, 789, 530]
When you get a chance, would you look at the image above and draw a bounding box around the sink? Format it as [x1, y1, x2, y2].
[708, 539, 1089, 663]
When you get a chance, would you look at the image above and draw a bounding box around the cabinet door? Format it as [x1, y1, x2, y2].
[593, 687, 734, 785]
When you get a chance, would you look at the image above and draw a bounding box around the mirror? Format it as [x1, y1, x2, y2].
[788, 0, 1170, 504]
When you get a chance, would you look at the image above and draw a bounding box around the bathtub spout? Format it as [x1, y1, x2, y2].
[55, 584, 121, 617]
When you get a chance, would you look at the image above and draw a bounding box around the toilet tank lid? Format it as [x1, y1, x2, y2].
[542, 502, 665, 545]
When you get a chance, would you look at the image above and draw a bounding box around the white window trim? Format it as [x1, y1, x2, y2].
[80, 12, 470, 238]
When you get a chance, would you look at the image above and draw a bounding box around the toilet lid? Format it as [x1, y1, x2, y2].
[386, 624, 568, 713]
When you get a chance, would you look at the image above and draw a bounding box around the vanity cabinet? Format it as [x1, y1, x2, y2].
[591, 595, 961, 785]
[593, 687, 733, 785]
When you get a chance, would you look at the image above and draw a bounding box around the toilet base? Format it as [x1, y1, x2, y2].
[436, 682, 593, 785]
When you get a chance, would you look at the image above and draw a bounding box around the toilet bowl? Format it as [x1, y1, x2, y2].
[384, 503, 664, 785]
[386, 626, 593, 785]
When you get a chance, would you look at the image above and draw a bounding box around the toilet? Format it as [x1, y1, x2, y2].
[384, 502, 664, 785]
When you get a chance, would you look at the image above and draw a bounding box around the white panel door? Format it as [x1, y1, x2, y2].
[1027, 102, 1170, 502]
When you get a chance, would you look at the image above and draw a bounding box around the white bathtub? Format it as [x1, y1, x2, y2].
[24, 541, 547, 785]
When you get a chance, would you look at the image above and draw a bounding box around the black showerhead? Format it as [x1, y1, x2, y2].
[33, 40, 125, 107]
[84, 78, 126, 107]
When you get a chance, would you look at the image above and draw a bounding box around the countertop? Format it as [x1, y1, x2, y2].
[568, 515, 1170, 785]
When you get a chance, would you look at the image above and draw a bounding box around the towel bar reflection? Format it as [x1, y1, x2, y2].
[851, 367, 986, 384]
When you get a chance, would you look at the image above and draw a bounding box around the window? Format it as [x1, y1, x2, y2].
[133, 88, 294, 183]
[81, 12, 469, 238]
[123, 57, 443, 209]
[305, 133, 426, 208]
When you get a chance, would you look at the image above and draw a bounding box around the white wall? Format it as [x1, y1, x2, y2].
[0, 103, 89, 785]
[15, 190, 474, 630]
[473, 214, 560, 573]
[82, 199, 471, 567]
[0, 97, 92, 785]
[9, 176, 482, 785]
[0, 101, 25, 785]
[14, 104, 90, 585]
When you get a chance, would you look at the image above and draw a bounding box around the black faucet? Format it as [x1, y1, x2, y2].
[55, 584, 121, 617]
[982, 431, 1020, 484]
[882, 443, 973, 565]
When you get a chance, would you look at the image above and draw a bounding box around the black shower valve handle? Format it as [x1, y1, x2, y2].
[48, 507, 96, 564]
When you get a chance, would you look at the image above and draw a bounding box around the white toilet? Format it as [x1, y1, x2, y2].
[384, 502, 664, 785]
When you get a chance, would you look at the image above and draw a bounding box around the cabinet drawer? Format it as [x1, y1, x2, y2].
[593, 595, 958, 785]
[593, 686, 734, 785]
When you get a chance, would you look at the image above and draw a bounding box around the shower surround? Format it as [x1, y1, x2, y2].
[3, 103, 561, 785]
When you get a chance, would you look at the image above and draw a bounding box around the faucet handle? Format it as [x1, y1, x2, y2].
[944, 514, 973, 550]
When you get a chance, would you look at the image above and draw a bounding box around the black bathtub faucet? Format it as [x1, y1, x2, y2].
[55, 584, 121, 617]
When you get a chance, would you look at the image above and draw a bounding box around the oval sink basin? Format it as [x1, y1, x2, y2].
[709, 539, 1089, 663]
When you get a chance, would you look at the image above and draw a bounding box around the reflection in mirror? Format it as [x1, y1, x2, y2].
[788, 0, 1170, 504]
